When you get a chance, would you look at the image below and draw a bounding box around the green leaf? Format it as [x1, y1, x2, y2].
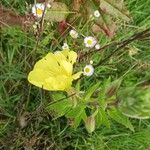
[96, 109, 110, 128]
[106, 78, 122, 98]
[98, 78, 111, 108]
[118, 87, 150, 119]
[66, 105, 86, 128]
[75, 80, 81, 92]
[74, 110, 86, 128]
[107, 107, 134, 131]
[97, 78, 122, 109]
[51, 92, 66, 101]
[46, 99, 71, 118]
[40, 33, 54, 46]
[45, 2, 69, 22]
[83, 82, 100, 101]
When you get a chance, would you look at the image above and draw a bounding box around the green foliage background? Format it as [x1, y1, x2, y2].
[0, 0, 150, 149]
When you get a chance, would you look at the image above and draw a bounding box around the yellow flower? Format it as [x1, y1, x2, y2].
[28, 49, 82, 91]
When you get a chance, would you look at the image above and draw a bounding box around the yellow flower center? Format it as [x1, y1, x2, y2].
[85, 67, 90, 73]
[36, 8, 43, 15]
[87, 40, 92, 45]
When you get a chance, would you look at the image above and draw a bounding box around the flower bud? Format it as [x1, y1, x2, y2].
[85, 116, 95, 133]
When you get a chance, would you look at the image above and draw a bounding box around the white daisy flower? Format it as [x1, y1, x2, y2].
[84, 36, 97, 48]
[95, 44, 100, 50]
[94, 10, 100, 18]
[62, 43, 69, 50]
[83, 64, 94, 76]
[69, 30, 79, 39]
[32, 3, 46, 18]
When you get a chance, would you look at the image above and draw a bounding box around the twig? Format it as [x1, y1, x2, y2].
[79, 41, 118, 60]
[96, 28, 150, 67]
[39, 0, 49, 32]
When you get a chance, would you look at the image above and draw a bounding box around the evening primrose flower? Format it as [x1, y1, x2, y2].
[84, 36, 97, 48]
[83, 64, 94, 76]
[94, 10, 100, 18]
[32, 3, 46, 18]
[28, 49, 82, 91]
[62, 43, 69, 50]
[69, 30, 79, 39]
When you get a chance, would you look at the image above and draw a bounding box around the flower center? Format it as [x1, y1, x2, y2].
[85, 67, 90, 73]
[87, 40, 92, 45]
[36, 8, 43, 15]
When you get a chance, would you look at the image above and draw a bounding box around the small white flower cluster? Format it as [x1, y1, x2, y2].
[60, 10, 101, 77]
[69, 30, 100, 49]
[32, 3, 51, 18]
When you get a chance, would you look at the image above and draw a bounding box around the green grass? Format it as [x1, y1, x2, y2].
[0, 0, 150, 149]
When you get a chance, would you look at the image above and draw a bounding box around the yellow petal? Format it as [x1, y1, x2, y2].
[72, 71, 82, 80]
[28, 69, 53, 90]
[68, 51, 77, 64]
[46, 75, 73, 91]
[61, 49, 70, 57]
[54, 51, 66, 62]
[62, 49, 77, 64]
[28, 69, 73, 91]
[59, 60, 73, 76]
[35, 53, 64, 75]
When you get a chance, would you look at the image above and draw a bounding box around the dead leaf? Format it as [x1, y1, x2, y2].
[92, 24, 101, 33]
[87, 0, 130, 37]
[100, 0, 131, 22]
[95, 9, 117, 37]
[58, 20, 68, 35]
[45, 2, 69, 22]
[0, 5, 35, 29]
[19, 112, 32, 128]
